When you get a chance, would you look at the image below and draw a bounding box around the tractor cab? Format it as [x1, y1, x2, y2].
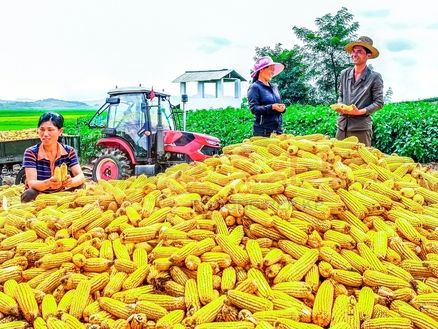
[88, 87, 220, 181]
[89, 87, 174, 159]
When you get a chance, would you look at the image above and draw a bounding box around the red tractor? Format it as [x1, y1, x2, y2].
[87, 87, 221, 181]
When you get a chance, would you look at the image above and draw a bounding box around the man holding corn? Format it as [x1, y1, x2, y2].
[336, 36, 384, 146]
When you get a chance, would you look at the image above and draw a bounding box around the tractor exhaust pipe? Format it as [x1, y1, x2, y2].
[156, 97, 165, 158]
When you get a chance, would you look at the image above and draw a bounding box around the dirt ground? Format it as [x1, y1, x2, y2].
[425, 162, 438, 171]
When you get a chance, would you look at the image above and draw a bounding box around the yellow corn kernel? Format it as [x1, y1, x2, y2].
[363, 270, 411, 290]
[330, 269, 362, 287]
[362, 317, 413, 329]
[227, 290, 273, 313]
[15, 282, 39, 322]
[357, 286, 375, 321]
[135, 300, 168, 321]
[41, 294, 57, 320]
[312, 279, 334, 327]
[69, 279, 91, 319]
[215, 234, 249, 267]
[391, 300, 438, 329]
[98, 297, 135, 319]
[331, 294, 349, 325]
[122, 264, 150, 290]
[0, 290, 19, 316]
[60, 313, 85, 329]
[220, 267, 237, 293]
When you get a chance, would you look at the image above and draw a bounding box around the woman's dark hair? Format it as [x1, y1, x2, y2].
[252, 71, 260, 83]
[37, 112, 64, 129]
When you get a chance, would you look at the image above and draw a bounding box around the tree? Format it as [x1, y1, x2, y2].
[384, 87, 393, 103]
[293, 7, 359, 104]
[254, 43, 311, 105]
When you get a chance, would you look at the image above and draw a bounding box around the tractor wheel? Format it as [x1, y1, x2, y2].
[92, 148, 132, 181]
[15, 168, 26, 185]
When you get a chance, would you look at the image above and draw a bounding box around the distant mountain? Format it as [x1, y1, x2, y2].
[81, 99, 105, 107]
[0, 98, 91, 109]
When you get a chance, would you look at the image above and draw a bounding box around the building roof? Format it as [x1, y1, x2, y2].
[172, 69, 247, 83]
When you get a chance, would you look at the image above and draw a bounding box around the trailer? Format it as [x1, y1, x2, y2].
[0, 135, 80, 185]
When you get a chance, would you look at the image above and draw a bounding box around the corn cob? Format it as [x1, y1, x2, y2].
[35, 251, 73, 269]
[0, 291, 19, 316]
[200, 252, 232, 268]
[330, 269, 362, 287]
[70, 205, 102, 232]
[245, 239, 264, 269]
[60, 313, 85, 329]
[391, 300, 438, 329]
[195, 322, 255, 329]
[111, 285, 154, 304]
[195, 262, 215, 305]
[272, 281, 313, 299]
[331, 294, 350, 326]
[324, 230, 356, 249]
[33, 317, 48, 329]
[291, 196, 331, 219]
[356, 286, 375, 321]
[227, 289, 273, 313]
[275, 248, 319, 284]
[312, 279, 334, 327]
[134, 300, 168, 320]
[362, 317, 413, 329]
[69, 279, 91, 319]
[389, 237, 422, 261]
[250, 223, 284, 241]
[339, 249, 371, 273]
[357, 145, 378, 164]
[0, 230, 37, 250]
[57, 289, 75, 313]
[319, 246, 352, 271]
[220, 267, 237, 293]
[15, 282, 39, 321]
[395, 217, 423, 245]
[363, 270, 411, 290]
[120, 264, 149, 290]
[235, 277, 258, 294]
[41, 294, 57, 320]
[98, 297, 135, 319]
[215, 234, 249, 267]
[356, 242, 386, 272]
[244, 205, 274, 227]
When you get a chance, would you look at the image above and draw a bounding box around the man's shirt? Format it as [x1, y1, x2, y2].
[337, 66, 384, 131]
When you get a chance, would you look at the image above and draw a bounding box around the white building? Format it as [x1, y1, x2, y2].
[173, 69, 247, 110]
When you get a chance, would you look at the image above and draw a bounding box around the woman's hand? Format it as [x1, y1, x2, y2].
[48, 176, 63, 190]
[273, 103, 286, 112]
[62, 176, 73, 189]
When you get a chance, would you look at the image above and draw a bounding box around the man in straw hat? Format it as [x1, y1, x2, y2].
[336, 36, 384, 146]
[248, 56, 286, 137]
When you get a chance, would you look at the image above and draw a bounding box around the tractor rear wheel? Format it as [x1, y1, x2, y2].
[15, 168, 26, 185]
[92, 148, 132, 181]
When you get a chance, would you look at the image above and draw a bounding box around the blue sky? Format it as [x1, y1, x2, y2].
[1, 0, 436, 102]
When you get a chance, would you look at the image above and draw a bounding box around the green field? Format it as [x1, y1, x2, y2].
[0, 109, 96, 131]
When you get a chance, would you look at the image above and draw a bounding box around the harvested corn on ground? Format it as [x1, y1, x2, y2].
[0, 128, 38, 142]
[0, 133, 437, 329]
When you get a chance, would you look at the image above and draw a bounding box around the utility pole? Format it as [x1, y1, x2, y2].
[181, 94, 188, 131]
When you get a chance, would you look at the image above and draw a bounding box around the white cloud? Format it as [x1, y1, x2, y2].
[0, 0, 436, 102]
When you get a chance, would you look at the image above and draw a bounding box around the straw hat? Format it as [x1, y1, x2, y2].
[345, 36, 379, 59]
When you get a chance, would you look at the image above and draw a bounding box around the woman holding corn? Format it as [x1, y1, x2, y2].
[21, 112, 85, 202]
[248, 56, 286, 137]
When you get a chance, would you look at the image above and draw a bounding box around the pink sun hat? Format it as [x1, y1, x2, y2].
[251, 56, 285, 78]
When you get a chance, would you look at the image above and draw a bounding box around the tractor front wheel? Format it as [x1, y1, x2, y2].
[92, 148, 132, 181]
